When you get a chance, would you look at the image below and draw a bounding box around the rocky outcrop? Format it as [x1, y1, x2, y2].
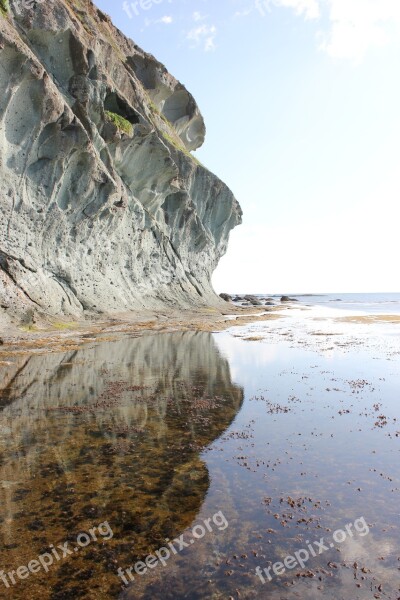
[219, 293, 232, 302]
[0, 0, 242, 321]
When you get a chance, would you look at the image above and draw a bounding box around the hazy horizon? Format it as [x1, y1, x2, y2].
[215, 291, 400, 295]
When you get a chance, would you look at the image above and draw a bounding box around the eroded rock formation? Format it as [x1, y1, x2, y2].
[0, 0, 242, 322]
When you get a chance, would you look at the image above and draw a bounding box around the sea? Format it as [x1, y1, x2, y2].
[234, 292, 400, 315]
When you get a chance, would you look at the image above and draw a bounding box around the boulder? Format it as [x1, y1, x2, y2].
[244, 295, 262, 306]
[219, 293, 232, 302]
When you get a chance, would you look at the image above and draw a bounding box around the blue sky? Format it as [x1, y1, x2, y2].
[95, 0, 400, 293]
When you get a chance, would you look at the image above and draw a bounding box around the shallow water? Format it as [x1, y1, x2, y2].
[0, 317, 399, 599]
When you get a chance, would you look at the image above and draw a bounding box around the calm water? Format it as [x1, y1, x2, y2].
[290, 293, 400, 314]
[0, 324, 399, 599]
[235, 292, 400, 314]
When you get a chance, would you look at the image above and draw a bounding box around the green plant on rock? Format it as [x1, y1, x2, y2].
[105, 110, 133, 136]
[148, 99, 170, 125]
[0, 0, 9, 16]
[143, 91, 204, 167]
[161, 131, 203, 167]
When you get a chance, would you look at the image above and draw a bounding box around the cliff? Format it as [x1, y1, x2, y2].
[0, 0, 242, 324]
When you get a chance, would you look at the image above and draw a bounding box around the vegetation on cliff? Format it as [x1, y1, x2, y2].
[105, 111, 134, 136]
[0, 0, 9, 17]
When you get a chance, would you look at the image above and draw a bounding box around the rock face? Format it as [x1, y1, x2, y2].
[219, 293, 232, 302]
[0, 0, 242, 321]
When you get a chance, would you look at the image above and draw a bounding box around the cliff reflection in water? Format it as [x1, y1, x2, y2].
[0, 331, 243, 599]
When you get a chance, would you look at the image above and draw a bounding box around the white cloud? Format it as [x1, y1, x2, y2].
[186, 24, 217, 52]
[261, 0, 400, 61]
[274, 0, 320, 20]
[320, 0, 400, 61]
[158, 15, 173, 25]
[205, 36, 217, 52]
[193, 11, 206, 22]
[144, 15, 173, 27]
[234, 9, 252, 18]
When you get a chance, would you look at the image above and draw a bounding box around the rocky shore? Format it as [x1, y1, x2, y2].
[0, 303, 286, 357]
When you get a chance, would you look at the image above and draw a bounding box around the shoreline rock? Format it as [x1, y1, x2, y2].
[244, 295, 262, 306]
[219, 293, 232, 302]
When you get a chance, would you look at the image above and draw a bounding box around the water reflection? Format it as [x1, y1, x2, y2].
[0, 332, 243, 599]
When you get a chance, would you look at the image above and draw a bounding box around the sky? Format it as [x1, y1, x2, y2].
[94, 0, 400, 293]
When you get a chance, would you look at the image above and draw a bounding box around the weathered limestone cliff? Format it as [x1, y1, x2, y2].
[0, 0, 242, 323]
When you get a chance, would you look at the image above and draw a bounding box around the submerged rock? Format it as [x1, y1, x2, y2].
[0, 0, 242, 321]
